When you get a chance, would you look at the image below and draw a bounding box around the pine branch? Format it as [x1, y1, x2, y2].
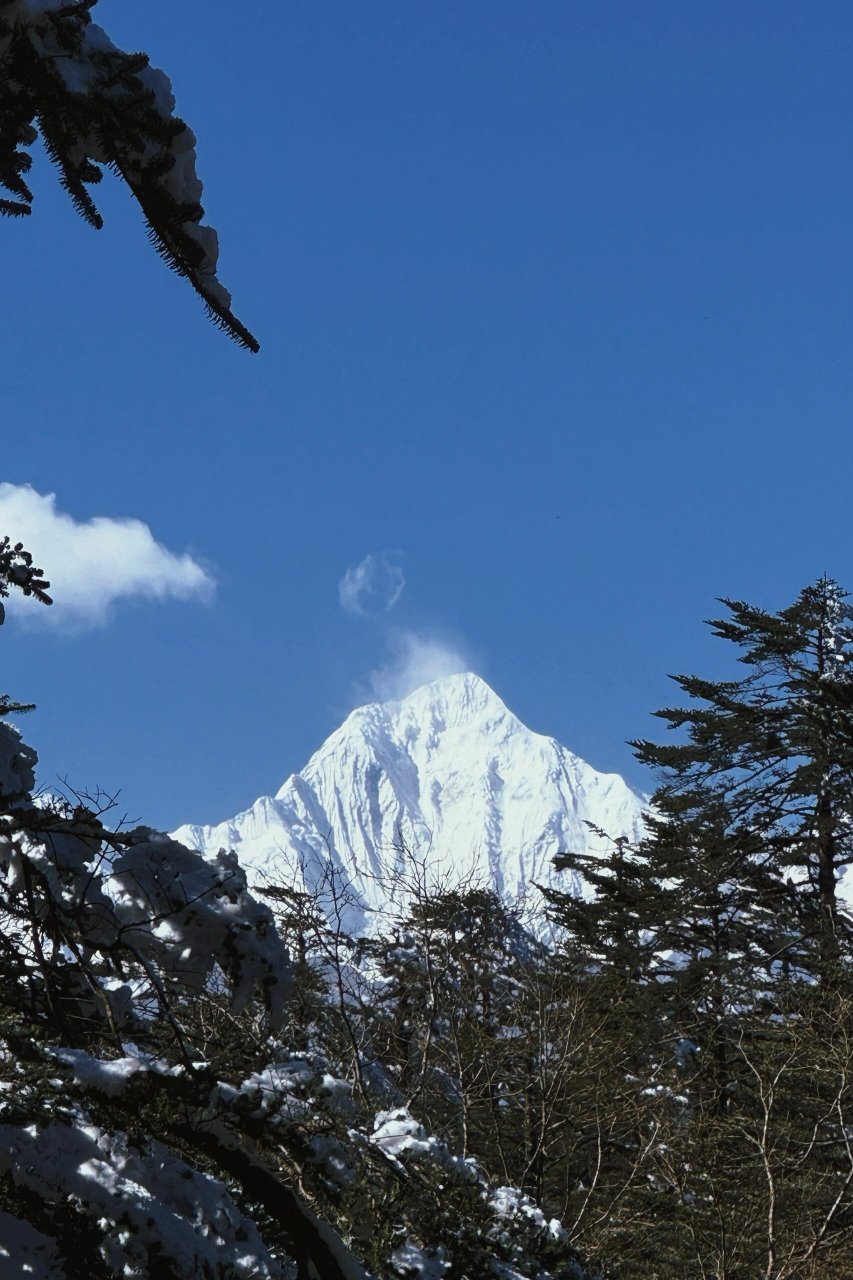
[0, 0, 260, 350]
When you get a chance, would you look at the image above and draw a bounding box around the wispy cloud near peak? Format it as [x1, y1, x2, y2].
[338, 550, 406, 617]
[366, 628, 473, 702]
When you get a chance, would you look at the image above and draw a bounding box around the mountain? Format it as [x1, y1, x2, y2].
[173, 673, 647, 935]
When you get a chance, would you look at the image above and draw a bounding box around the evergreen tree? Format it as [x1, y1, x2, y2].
[633, 575, 853, 983]
[550, 579, 853, 1114]
[542, 580, 853, 1276]
[545, 825, 668, 981]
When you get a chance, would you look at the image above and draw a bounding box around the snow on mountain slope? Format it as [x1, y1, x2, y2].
[173, 674, 647, 935]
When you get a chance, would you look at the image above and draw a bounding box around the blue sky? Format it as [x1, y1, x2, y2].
[4, 0, 853, 829]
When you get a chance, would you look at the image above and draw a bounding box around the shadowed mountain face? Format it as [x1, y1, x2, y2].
[174, 673, 647, 935]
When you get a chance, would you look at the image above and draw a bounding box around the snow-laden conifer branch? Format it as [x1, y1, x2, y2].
[0, 0, 259, 350]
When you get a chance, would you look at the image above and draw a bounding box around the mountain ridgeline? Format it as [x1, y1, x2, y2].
[174, 672, 647, 933]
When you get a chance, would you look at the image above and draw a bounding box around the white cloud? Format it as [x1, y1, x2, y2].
[366, 628, 473, 702]
[338, 551, 405, 617]
[0, 483, 214, 629]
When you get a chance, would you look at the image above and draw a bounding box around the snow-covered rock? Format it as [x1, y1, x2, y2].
[175, 674, 647, 935]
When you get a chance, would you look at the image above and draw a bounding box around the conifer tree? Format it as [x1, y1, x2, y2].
[542, 581, 853, 1274]
[545, 826, 667, 981]
[550, 579, 853, 1115]
[633, 575, 853, 983]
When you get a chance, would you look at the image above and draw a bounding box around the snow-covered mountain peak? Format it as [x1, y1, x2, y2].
[308, 672, 517, 755]
[391, 670, 517, 725]
[287, 672, 521, 791]
[176, 675, 647, 935]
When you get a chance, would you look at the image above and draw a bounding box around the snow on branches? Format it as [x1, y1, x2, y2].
[0, 728, 328, 1278]
[0, 0, 259, 350]
[0, 1120, 287, 1279]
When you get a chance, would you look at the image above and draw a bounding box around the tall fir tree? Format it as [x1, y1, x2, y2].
[542, 581, 853, 1274]
[633, 575, 853, 983]
[550, 579, 853, 1116]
